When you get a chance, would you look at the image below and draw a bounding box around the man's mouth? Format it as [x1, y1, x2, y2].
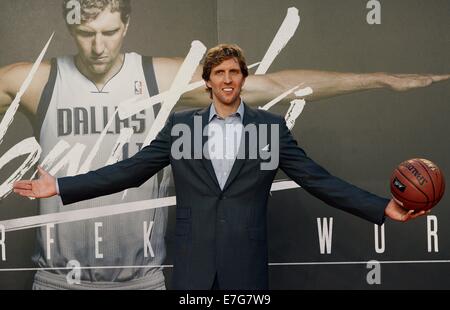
[222, 87, 234, 93]
[90, 57, 108, 64]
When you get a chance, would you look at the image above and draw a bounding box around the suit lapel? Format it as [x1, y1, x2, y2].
[222, 103, 257, 192]
[196, 106, 222, 193]
[197, 103, 259, 193]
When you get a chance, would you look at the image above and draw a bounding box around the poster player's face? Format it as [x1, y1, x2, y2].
[71, 9, 128, 76]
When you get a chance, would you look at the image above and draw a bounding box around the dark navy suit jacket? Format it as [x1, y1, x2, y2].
[59, 103, 389, 290]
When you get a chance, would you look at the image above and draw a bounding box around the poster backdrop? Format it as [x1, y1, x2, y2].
[0, 0, 449, 289]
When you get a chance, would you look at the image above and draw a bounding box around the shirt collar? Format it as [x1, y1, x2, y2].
[209, 99, 245, 122]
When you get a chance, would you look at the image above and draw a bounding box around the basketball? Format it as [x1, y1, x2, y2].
[390, 158, 445, 211]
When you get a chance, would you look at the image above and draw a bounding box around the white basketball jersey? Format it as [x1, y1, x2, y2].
[33, 53, 169, 288]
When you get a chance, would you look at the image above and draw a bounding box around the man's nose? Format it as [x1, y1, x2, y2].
[224, 72, 232, 83]
[92, 34, 105, 56]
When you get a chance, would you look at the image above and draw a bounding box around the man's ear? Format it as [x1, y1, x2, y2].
[206, 80, 211, 89]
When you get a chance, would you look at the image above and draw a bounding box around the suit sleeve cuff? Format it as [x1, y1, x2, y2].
[55, 178, 60, 195]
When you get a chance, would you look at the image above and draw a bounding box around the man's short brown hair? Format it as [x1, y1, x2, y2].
[63, 0, 131, 26]
[202, 44, 249, 99]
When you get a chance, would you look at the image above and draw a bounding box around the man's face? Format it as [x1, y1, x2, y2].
[70, 8, 128, 76]
[206, 58, 246, 107]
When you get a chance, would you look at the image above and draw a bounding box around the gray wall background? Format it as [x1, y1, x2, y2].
[0, 0, 449, 289]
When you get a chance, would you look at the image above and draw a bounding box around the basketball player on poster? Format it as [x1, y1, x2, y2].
[0, 0, 449, 290]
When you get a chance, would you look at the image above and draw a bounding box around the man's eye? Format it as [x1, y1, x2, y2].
[103, 31, 118, 36]
[78, 31, 94, 37]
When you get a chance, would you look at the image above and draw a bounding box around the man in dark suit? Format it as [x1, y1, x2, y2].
[13, 44, 426, 290]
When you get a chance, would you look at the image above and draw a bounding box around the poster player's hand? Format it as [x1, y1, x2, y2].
[383, 73, 450, 92]
[384, 198, 427, 222]
[13, 166, 57, 198]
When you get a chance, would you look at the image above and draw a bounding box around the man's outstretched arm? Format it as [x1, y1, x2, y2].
[276, 115, 427, 224]
[14, 113, 174, 205]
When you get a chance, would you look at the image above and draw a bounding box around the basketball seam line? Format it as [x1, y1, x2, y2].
[438, 171, 445, 200]
[440, 180, 445, 201]
[397, 168, 430, 204]
[416, 160, 436, 202]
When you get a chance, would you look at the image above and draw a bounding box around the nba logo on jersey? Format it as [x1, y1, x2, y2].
[134, 81, 143, 95]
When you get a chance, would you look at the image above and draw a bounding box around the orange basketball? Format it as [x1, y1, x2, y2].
[390, 158, 445, 211]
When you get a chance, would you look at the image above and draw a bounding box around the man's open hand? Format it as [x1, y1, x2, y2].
[13, 166, 57, 199]
[385, 198, 428, 222]
[384, 73, 450, 92]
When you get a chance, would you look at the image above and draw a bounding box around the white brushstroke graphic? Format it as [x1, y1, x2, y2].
[0, 138, 42, 198]
[48, 143, 87, 177]
[143, 41, 207, 146]
[105, 128, 134, 166]
[30, 140, 71, 180]
[0, 196, 176, 232]
[255, 8, 300, 75]
[295, 87, 313, 98]
[118, 93, 164, 121]
[284, 87, 313, 130]
[0, 33, 54, 144]
[0, 181, 300, 232]
[259, 85, 302, 111]
[285, 99, 306, 131]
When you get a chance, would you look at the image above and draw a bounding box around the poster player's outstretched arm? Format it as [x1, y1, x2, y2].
[155, 57, 450, 106]
[238, 70, 450, 104]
